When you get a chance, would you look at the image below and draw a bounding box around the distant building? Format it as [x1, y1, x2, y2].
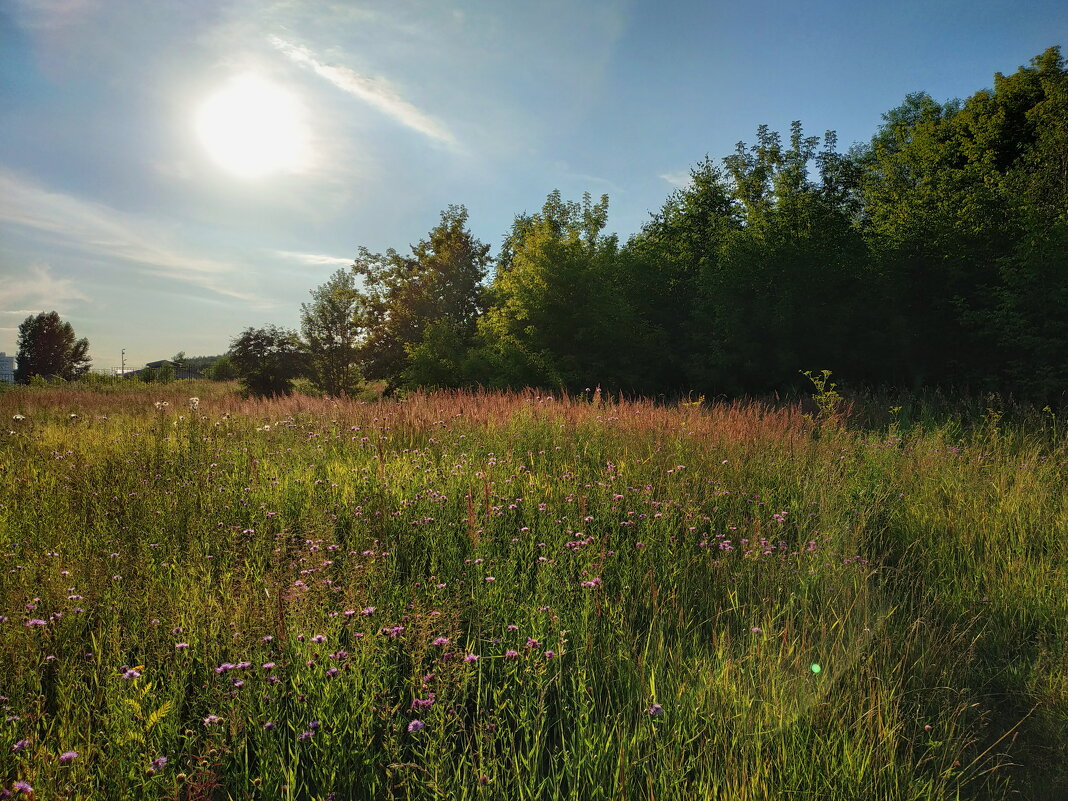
[0, 352, 14, 384]
[124, 359, 203, 381]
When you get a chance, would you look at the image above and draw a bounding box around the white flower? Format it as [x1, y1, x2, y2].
[189, 397, 200, 411]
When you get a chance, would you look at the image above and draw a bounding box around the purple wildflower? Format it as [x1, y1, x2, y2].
[463, 653, 479, 663]
[431, 637, 449, 646]
[647, 703, 664, 717]
[407, 719, 425, 732]
[148, 755, 168, 773]
[58, 750, 78, 764]
[12, 782, 32, 795]
[203, 714, 222, 725]
[122, 669, 141, 679]
[504, 649, 519, 659]
[11, 739, 30, 753]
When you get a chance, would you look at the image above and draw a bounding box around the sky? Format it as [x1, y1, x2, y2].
[1, 0, 1064, 370]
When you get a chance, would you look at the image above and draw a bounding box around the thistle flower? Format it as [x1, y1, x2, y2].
[431, 637, 449, 646]
[148, 755, 168, 773]
[647, 703, 664, 717]
[407, 719, 425, 732]
[58, 750, 78, 764]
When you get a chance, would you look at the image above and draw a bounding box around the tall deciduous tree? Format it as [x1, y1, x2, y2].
[355, 205, 491, 391]
[301, 268, 364, 396]
[14, 311, 91, 383]
[229, 326, 305, 397]
[478, 191, 635, 390]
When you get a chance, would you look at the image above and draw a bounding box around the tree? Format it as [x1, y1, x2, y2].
[14, 311, 91, 383]
[478, 191, 636, 391]
[301, 268, 363, 396]
[228, 326, 305, 397]
[355, 205, 491, 391]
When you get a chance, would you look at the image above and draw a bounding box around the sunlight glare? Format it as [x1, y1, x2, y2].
[195, 75, 311, 178]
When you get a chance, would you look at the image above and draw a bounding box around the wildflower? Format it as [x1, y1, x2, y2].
[298, 730, 314, 740]
[188, 397, 200, 411]
[506, 624, 518, 632]
[544, 650, 556, 659]
[11, 739, 30, 753]
[262, 662, 275, 670]
[407, 719, 425, 732]
[647, 703, 664, 717]
[263, 721, 275, 730]
[484, 576, 495, 582]
[361, 607, 376, 616]
[431, 637, 449, 647]
[311, 634, 325, 643]
[464, 653, 479, 663]
[203, 714, 222, 725]
[750, 627, 762, 634]
[580, 577, 602, 588]
[148, 755, 168, 773]
[25, 619, 47, 627]
[122, 669, 141, 679]
[504, 649, 519, 659]
[175, 643, 189, 650]
[12, 781, 32, 795]
[12, 414, 25, 422]
[58, 750, 78, 764]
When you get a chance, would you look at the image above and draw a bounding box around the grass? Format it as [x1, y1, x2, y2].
[0, 381, 1065, 800]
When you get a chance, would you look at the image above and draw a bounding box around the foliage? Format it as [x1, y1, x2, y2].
[202, 354, 238, 381]
[478, 191, 636, 391]
[14, 311, 91, 383]
[301, 268, 363, 396]
[228, 325, 305, 397]
[354, 206, 491, 392]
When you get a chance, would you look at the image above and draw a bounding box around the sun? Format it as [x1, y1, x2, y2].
[195, 75, 311, 178]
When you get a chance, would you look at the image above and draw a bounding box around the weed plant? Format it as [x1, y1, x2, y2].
[0, 383, 1064, 800]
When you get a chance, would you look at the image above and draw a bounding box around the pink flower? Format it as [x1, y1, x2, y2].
[59, 750, 78, 764]
[407, 719, 425, 732]
[463, 653, 479, 663]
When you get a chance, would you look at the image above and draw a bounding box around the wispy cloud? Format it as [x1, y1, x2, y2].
[659, 171, 692, 189]
[9, 0, 98, 30]
[0, 169, 261, 304]
[269, 36, 455, 145]
[271, 250, 353, 267]
[0, 265, 88, 313]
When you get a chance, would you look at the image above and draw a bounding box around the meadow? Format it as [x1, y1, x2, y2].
[0, 381, 1065, 800]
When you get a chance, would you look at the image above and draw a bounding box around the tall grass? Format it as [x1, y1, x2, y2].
[0, 383, 1064, 799]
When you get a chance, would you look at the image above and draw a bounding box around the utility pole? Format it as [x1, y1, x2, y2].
[121, 349, 125, 376]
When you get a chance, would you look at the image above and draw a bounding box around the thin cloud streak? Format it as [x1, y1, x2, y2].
[659, 171, 691, 189]
[0, 264, 88, 311]
[272, 250, 354, 267]
[269, 36, 455, 145]
[0, 169, 262, 304]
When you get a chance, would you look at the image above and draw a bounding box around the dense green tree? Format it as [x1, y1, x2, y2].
[14, 311, 91, 383]
[856, 46, 1067, 394]
[301, 268, 364, 396]
[621, 158, 739, 393]
[355, 205, 491, 391]
[478, 191, 637, 391]
[229, 326, 305, 397]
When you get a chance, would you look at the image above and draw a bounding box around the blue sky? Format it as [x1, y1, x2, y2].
[1, 0, 1064, 369]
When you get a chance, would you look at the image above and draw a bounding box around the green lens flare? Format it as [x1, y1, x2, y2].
[811, 664, 821, 674]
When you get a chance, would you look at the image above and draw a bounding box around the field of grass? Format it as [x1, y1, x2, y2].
[0, 381, 1065, 800]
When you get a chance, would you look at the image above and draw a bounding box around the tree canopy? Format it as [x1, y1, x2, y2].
[14, 311, 91, 383]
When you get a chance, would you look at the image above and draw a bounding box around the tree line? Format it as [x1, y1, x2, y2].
[14, 48, 1066, 401]
[246, 47, 1062, 401]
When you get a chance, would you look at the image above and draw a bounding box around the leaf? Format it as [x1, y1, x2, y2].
[146, 700, 173, 731]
